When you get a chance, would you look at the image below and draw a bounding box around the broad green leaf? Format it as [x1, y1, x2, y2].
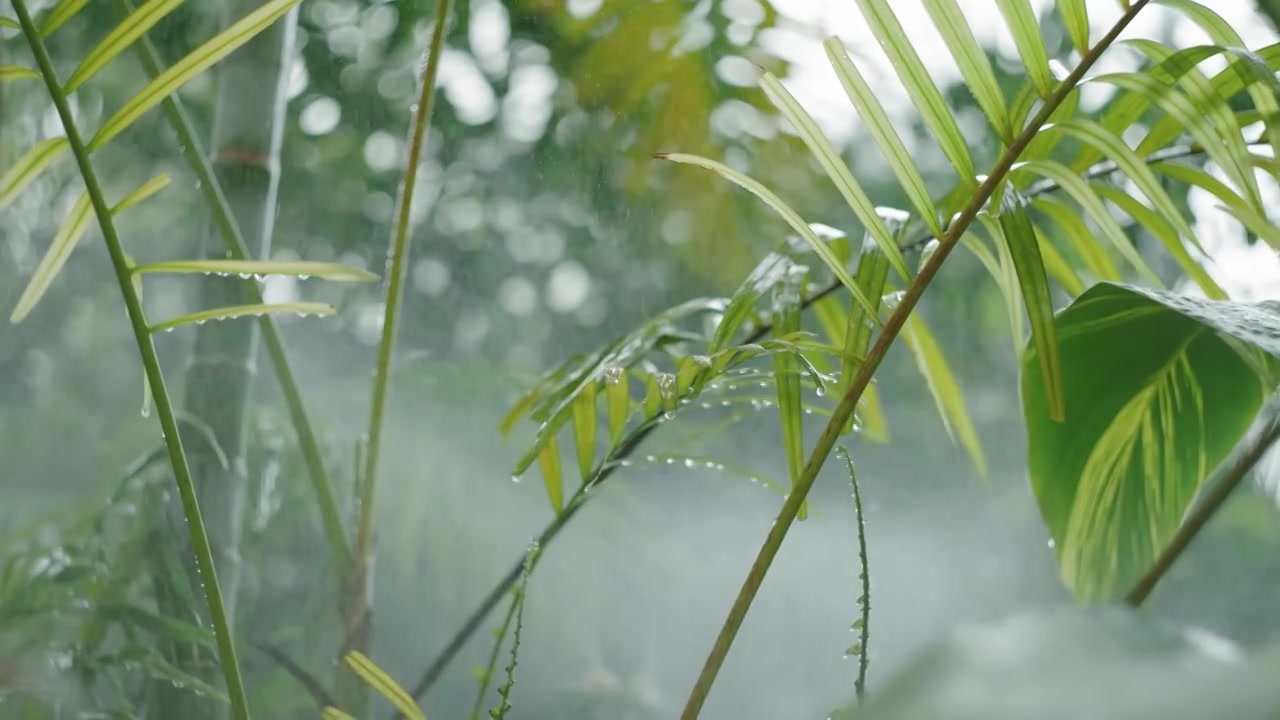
[1055, 0, 1090, 55]
[658, 152, 883, 321]
[605, 368, 630, 445]
[0, 65, 40, 81]
[1089, 183, 1224, 298]
[343, 651, 426, 720]
[999, 191, 1064, 421]
[772, 273, 808, 520]
[820, 40, 943, 239]
[902, 311, 987, 478]
[995, 0, 1054, 96]
[111, 172, 170, 213]
[89, 0, 304, 150]
[1014, 159, 1161, 285]
[132, 259, 379, 282]
[148, 302, 334, 334]
[572, 380, 597, 481]
[1024, 283, 1276, 601]
[538, 435, 564, 514]
[758, 64, 917, 281]
[852, 0, 977, 186]
[40, 0, 91, 36]
[643, 372, 663, 420]
[0, 137, 68, 210]
[64, 0, 184, 93]
[11, 191, 94, 324]
[921, 0, 1012, 142]
[1032, 197, 1121, 282]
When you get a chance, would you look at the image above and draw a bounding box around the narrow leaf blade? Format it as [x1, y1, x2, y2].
[149, 302, 334, 334]
[343, 651, 425, 720]
[133, 259, 379, 282]
[64, 0, 185, 93]
[10, 191, 94, 323]
[0, 138, 69, 210]
[995, 0, 1055, 96]
[998, 191, 1065, 422]
[89, 0, 304, 150]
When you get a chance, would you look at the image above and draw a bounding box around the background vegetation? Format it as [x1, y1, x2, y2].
[5, 0, 1280, 718]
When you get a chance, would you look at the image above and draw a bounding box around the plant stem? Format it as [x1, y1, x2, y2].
[118, 0, 351, 570]
[404, 0, 1243, 695]
[679, 5, 1150, 716]
[344, 0, 450, 712]
[1125, 410, 1280, 606]
[11, 1, 249, 717]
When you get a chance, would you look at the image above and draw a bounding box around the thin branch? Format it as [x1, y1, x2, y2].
[1125, 409, 1280, 606]
[252, 641, 337, 710]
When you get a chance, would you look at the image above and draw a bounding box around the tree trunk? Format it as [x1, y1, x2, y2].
[158, 3, 297, 716]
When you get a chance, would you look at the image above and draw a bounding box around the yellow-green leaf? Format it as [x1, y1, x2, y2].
[996, 0, 1055, 97]
[148, 302, 334, 334]
[605, 367, 629, 445]
[821, 39, 943, 240]
[1032, 197, 1121, 282]
[538, 434, 564, 514]
[89, 0, 304, 150]
[658, 152, 883, 323]
[572, 380, 597, 481]
[998, 190, 1064, 422]
[1055, 0, 1090, 55]
[343, 651, 426, 720]
[40, 0, 91, 36]
[132, 259, 379, 282]
[111, 173, 170, 214]
[10, 191, 94, 324]
[0, 17, 18, 28]
[0, 65, 40, 81]
[853, 0, 977, 185]
[772, 275, 807, 520]
[0, 137, 69, 210]
[1089, 183, 1224, 299]
[921, 0, 1012, 143]
[901, 311, 987, 478]
[322, 708, 358, 720]
[1034, 226, 1085, 297]
[1015, 159, 1161, 286]
[64, 0, 184, 93]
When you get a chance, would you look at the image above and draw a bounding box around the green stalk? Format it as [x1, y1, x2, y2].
[679, 4, 1151, 716]
[1126, 410, 1280, 606]
[10, 1, 249, 717]
[342, 0, 451, 712]
[117, 0, 350, 570]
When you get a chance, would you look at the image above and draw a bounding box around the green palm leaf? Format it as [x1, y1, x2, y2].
[0, 137, 68, 210]
[149, 302, 334, 334]
[63, 0, 184, 93]
[996, 0, 1055, 96]
[10, 191, 94, 323]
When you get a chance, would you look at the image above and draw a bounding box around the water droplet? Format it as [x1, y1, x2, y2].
[815, 386, 826, 397]
[511, 475, 522, 484]
[683, 458, 697, 468]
